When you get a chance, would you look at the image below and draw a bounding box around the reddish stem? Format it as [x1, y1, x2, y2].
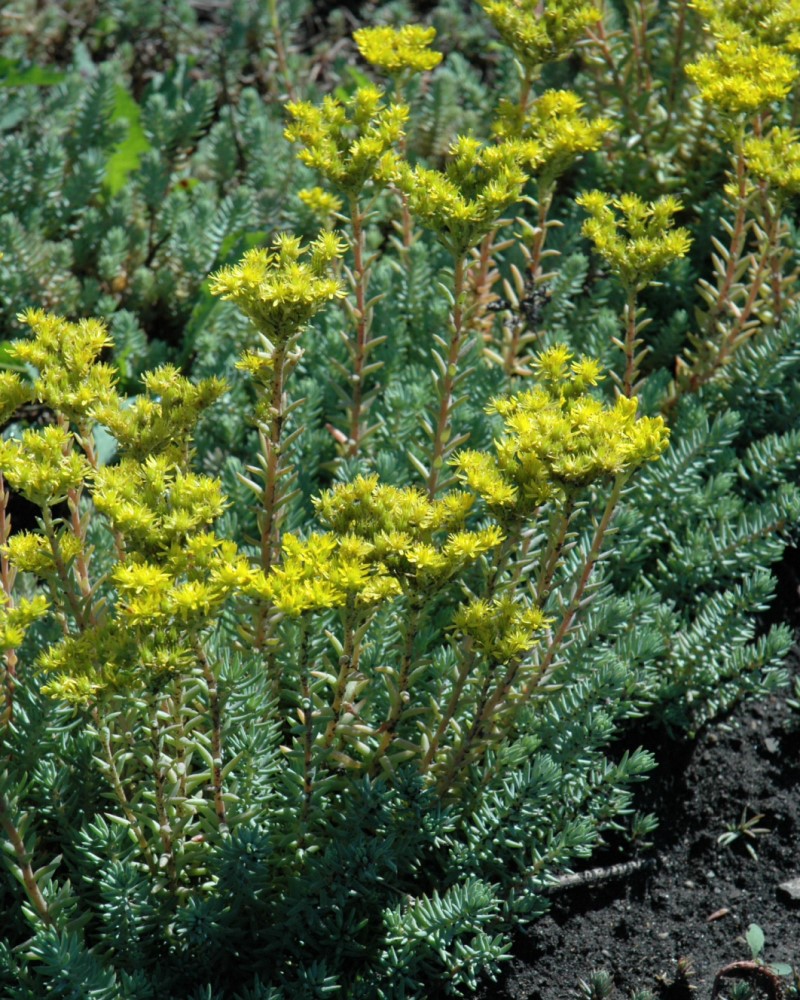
[427, 254, 467, 498]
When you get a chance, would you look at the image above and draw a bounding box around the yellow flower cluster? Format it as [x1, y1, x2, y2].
[251, 532, 402, 616]
[39, 625, 135, 703]
[36, 469, 258, 701]
[314, 475, 504, 591]
[691, 0, 800, 54]
[394, 135, 533, 255]
[353, 25, 442, 77]
[576, 191, 692, 293]
[39, 621, 196, 703]
[495, 89, 612, 186]
[5, 530, 83, 577]
[744, 127, 800, 195]
[298, 186, 344, 225]
[0, 594, 49, 651]
[92, 456, 227, 555]
[13, 309, 117, 422]
[285, 85, 408, 195]
[96, 365, 227, 463]
[685, 38, 798, 114]
[36, 485, 258, 702]
[249, 476, 504, 617]
[0, 425, 90, 508]
[112, 535, 256, 626]
[453, 594, 550, 664]
[0, 307, 269, 704]
[454, 346, 669, 514]
[0, 372, 30, 426]
[477, 0, 600, 70]
[209, 232, 345, 342]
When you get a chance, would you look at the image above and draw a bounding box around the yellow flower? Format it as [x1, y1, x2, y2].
[686, 38, 798, 114]
[744, 127, 800, 195]
[13, 309, 116, 421]
[298, 185, 344, 225]
[0, 426, 90, 508]
[691, 0, 800, 54]
[209, 233, 346, 342]
[394, 136, 531, 255]
[286, 86, 408, 195]
[576, 190, 692, 292]
[353, 25, 442, 77]
[494, 90, 612, 186]
[477, 0, 600, 70]
[453, 594, 550, 663]
[454, 346, 669, 515]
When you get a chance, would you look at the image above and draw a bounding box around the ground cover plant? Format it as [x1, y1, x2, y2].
[0, 0, 800, 996]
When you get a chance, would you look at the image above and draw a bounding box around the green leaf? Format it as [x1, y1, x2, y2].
[0, 341, 26, 372]
[0, 57, 65, 87]
[104, 85, 152, 195]
[219, 230, 269, 262]
[746, 923, 765, 959]
[92, 424, 118, 467]
[769, 963, 794, 977]
[334, 65, 372, 101]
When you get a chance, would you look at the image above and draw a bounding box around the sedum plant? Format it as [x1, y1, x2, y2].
[285, 86, 408, 457]
[0, 307, 670, 996]
[394, 134, 535, 495]
[577, 191, 692, 397]
[1, 0, 800, 995]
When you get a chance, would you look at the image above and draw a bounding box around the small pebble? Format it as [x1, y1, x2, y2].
[684, 880, 695, 889]
[777, 876, 800, 904]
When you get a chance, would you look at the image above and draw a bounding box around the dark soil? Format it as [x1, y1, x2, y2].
[473, 649, 800, 1000]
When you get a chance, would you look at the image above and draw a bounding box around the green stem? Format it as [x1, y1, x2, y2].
[92, 706, 158, 875]
[260, 342, 288, 577]
[268, 0, 297, 103]
[254, 341, 291, 652]
[427, 253, 468, 497]
[587, 14, 641, 134]
[434, 670, 492, 796]
[370, 600, 421, 772]
[322, 597, 358, 750]
[171, 676, 187, 805]
[79, 426, 126, 562]
[518, 66, 534, 117]
[41, 504, 89, 629]
[524, 474, 628, 697]
[296, 616, 314, 839]
[420, 641, 477, 774]
[196, 640, 226, 829]
[507, 187, 554, 372]
[662, 0, 689, 133]
[394, 79, 414, 251]
[347, 195, 369, 456]
[534, 495, 576, 604]
[149, 693, 177, 891]
[0, 475, 16, 726]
